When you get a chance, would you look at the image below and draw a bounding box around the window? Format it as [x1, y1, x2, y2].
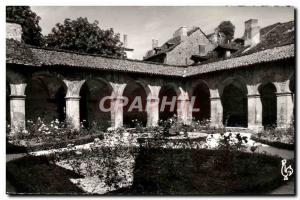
[199, 45, 205, 55]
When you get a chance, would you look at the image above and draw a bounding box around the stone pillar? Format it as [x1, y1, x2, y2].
[63, 80, 85, 130]
[177, 87, 191, 125]
[146, 85, 160, 127]
[247, 85, 263, 132]
[110, 82, 126, 129]
[177, 98, 191, 125]
[210, 89, 223, 128]
[10, 83, 27, 134]
[111, 96, 125, 129]
[276, 92, 293, 129]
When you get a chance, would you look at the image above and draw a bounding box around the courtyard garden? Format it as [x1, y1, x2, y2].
[6, 117, 295, 195]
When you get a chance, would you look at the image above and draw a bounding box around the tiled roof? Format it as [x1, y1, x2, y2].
[144, 27, 203, 60]
[27, 45, 186, 77]
[6, 39, 294, 78]
[186, 44, 294, 77]
[6, 39, 42, 66]
[234, 21, 294, 56]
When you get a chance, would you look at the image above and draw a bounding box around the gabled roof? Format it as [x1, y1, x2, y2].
[144, 27, 207, 60]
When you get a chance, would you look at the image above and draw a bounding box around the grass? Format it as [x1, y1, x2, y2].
[109, 148, 289, 195]
[6, 155, 84, 194]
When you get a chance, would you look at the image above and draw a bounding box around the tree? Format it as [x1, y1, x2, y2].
[6, 6, 44, 46]
[45, 17, 124, 58]
[218, 21, 235, 43]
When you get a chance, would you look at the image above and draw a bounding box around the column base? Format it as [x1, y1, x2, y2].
[248, 125, 264, 133]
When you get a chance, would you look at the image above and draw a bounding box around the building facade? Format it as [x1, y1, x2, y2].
[6, 21, 295, 136]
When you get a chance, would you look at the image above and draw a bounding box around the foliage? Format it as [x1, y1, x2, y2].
[112, 148, 285, 195]
[7, 118, 105, 151]
[55, 128, 138, 193]
[6, 6, 44, 46]
[45, 17, 125, 57]
[218, 21, 235, 42]
[256, 125, 294, 145]
[6, 155, 84, 194]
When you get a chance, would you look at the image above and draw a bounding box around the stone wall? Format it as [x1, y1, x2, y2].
[166, 30, 215, 65]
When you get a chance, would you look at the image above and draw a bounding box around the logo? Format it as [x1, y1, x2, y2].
[281, 159, 293, 181]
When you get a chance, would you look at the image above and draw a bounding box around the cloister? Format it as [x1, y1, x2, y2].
[6, 23, 295, 135]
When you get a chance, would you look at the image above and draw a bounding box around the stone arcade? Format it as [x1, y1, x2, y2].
[6, 22, 295, 135]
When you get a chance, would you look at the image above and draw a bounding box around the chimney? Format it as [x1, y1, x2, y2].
[152, 39, 158, 50]
[123, 34, 128, 48]
[6, 22, 22, 42]
[244, 19, 260, 47]
[210, 28, 219, 43]
[173, 26, 188, 41]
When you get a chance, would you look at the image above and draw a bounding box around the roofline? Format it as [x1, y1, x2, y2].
[26, 44, 185, 67]
[7, 41, 294, 78]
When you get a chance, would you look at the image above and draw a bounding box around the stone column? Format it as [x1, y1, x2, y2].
[110, 82, 126, 129]
[63, 80, 85, 130]
[10, 83, 27, 134]
[111, 96, 125, 129]
[247, 85, 263, 132]
[210, 89, 223, 128]
[146, 85, 160, 127]
[177, 87, 191, 125]
[177, 98, 191, 125]
[276, 92, 293, 129]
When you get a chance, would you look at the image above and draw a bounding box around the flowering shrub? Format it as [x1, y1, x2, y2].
[55, 128, 139, 193]
[7, 118, 105, 149]
[256, 124, 294, 145]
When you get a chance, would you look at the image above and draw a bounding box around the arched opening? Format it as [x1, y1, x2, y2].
[289, 74, 295, 124]
[159, 84, 178, 121]
[221, 81, 248, 127]
[289, 74, 295, 101]
[192, 82, 210, 122]
[123, 82, 147, 128]
[259, 83, 277, 128]
[25, 76, 66, 123]
[80, 79, 112, 130]
[6, 82, 10, 124]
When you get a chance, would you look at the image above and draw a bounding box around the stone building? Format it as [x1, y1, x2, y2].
[6, 19, 295, 136]
[143, 26, 215, 65]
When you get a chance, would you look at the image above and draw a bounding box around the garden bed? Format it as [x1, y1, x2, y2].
[6, 155, 84, 194]
[251, 135, 294, 150]
[9, 133, 104, 152]
[109, 148, 291, 195]
[7, 146, 293, 195]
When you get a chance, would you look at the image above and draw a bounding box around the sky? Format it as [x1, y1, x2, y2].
[31, 6, 294, 60]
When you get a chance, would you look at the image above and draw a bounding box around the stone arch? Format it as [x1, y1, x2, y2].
[289, 73, 295, 96]
[259, 82, 277, 128]
[190, 80, 211, 122]
[159, 83, 180, 121]
[220, 77, 248, 127]
[25, 74, 67, 123]
[79, 78, 113, 129]
[123, 80, 149, 128]
[6, 81, 10, 123]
